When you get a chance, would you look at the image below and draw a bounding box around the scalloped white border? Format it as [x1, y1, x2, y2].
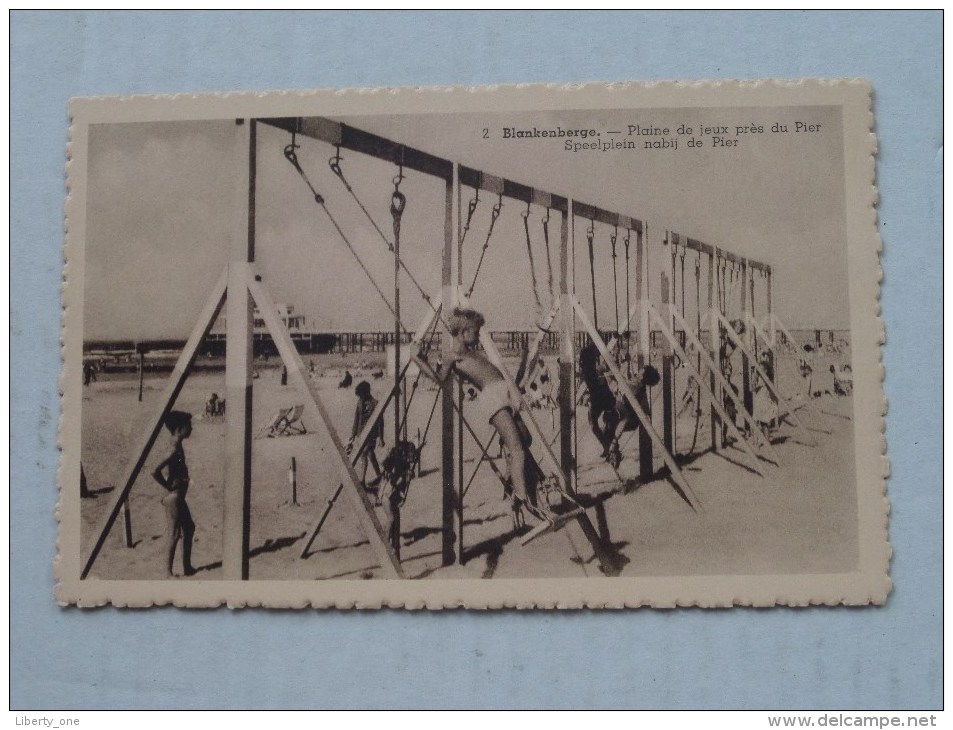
[56, 79, 888, 609]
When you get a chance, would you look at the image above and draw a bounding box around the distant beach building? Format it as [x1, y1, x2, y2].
[211, 303, 307, 336]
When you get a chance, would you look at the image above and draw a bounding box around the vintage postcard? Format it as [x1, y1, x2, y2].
[57, 81, 888, 608]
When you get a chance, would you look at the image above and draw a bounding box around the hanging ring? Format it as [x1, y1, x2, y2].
[391, 190, 407, 218]
[283, 143, 300, 168]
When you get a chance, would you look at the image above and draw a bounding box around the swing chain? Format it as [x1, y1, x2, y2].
[390, 152, 407, 242]
[488, 193, 503, 235]
[586, 219, 598, 330]
[461, 189, 480, 247]
[541, 207, 556, 305]
[328, 144, 343, 179]
[283, 131, 324, 205]
[465, 193, 503, 298]
[521, 201, 544, 316]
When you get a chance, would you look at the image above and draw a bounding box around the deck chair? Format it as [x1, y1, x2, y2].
[255, 406, 293, 439]
[269, 403, 307, 437]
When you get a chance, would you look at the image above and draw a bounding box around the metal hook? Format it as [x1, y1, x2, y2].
[328, 144, 342, 176]
[392, 147, 405, 191]
[491, 193, 503, 218]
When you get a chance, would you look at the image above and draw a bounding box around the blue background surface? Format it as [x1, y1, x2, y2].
[10, 11, 942, 709]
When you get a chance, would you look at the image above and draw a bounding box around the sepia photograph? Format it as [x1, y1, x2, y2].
[58, 82, 887, 608]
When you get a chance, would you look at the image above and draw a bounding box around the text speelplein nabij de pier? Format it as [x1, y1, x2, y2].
[494, 121, 823, 152]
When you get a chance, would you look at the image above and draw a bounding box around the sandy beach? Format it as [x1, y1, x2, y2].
[79, 343, 857, 582]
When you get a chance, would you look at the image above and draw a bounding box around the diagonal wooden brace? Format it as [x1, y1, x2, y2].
[663, 304, 780, 466]
[573, 296, 703, 513]
[81, 268, 229, 579]
[247, 267, 404, 578]
[750, 313, 830, 430]
[713, 310, 816, 447]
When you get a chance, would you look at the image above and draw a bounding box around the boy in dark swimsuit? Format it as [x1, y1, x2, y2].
[151, 410, 196, 577]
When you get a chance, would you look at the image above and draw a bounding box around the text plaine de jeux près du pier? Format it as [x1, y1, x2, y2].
[487, 121, 824, 153]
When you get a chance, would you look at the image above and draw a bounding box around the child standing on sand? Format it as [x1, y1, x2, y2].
[151, 410, 196, 578]
[347, 381, 384, 490]
[412, 307, 538, 514]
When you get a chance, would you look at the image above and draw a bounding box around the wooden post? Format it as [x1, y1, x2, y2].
[137, 350, 145, 402]
[289, 456, 298, 506]
[559, 203, 574, 491]
[660, 271, 675, 457]
[223, 118, 256, 581]
[767, 268, 776, 391]
[441, 163, 460, 565]
[634, 228, 652, 481]
[711, 254, 721, 451]
[740, 259, 753, 420]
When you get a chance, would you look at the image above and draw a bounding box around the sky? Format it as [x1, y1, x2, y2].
[84, 105, 848, 340]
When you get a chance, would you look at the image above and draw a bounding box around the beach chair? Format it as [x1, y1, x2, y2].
[269, 404, 307, 437]
[255, 406, 293, 439]
[833, 365, 853, 396]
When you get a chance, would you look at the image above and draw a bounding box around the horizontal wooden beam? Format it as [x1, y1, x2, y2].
[262, 118, 769, 273]
[260, 117, 453, 181]
[571, 200, 644, 233]
[670, 232, 771, 274]
[458, 165, 568, 212]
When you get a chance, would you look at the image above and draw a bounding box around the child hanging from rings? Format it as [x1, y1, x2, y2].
[151, 410, 196, 578]
[411, 307, 540, 517]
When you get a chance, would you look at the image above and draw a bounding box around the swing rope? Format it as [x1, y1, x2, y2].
[391, 158, 406, 439]
[610, 226, 620, 334]
[522, 202, 544, 319]
[687, 250, 703, 454]
[670, 236, 678, 451]
[624, 230, 632, 377]
[541, 207, 556, 311]
[586, 220, 598, 332]
[460, 189, 480, 248]
[284, 139, 405, 331]
[466, 193, 503, 298]
[327, 147, 439, 317]
[394, 312, 443, 447]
